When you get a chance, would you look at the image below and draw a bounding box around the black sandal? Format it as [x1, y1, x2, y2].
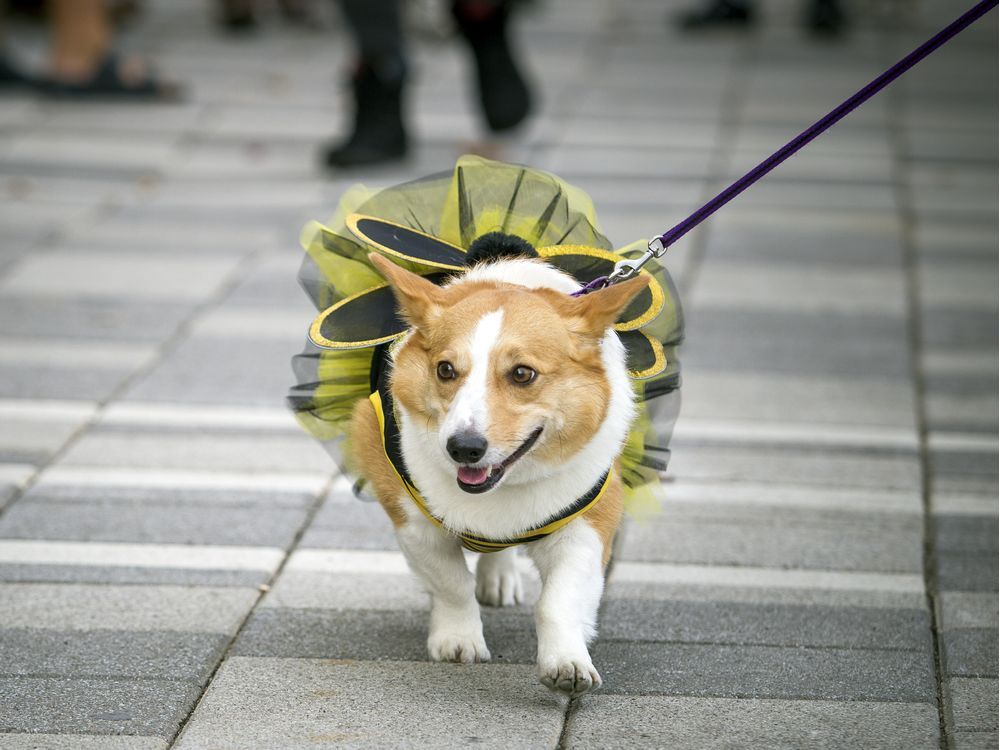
[38, 53, 181, 101]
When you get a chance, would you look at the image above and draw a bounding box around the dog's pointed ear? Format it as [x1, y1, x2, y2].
[368, 253, 444, 330]
[568, 275, 651, 338]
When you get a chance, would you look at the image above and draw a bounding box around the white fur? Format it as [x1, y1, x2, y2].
[397, 259, 635, 539]
[527, 519, 605, 695]
[438, 309, 504, 458]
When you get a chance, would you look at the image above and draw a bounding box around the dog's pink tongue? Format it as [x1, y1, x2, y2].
[458, 466, 490, 485]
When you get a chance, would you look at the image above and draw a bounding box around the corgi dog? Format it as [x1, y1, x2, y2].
[349, 240, 649, 696]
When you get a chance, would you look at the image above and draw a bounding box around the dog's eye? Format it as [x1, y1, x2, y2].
[511, 365, 536, 385]
[436, 361, 456, 380]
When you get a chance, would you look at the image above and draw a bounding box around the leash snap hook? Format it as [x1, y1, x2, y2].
[608, 237, 669, 285]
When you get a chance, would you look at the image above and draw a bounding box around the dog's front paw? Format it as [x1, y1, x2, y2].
[428, 631, 491, 664]
[538, 654, 602, 696]
[476, 551, 523, 607]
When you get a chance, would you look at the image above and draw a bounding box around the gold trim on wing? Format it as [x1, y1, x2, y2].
[309, 283, 406, 350]
[627, 329, 667, 380]
[537, 244, 665, 331]
[346, 213, 468, 271]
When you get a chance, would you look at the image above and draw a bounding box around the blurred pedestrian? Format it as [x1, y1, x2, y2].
[0, 0, 179, 98]
[675, 0, 845, 35]
[324, 0, 532, 168]
[217, 0, 318, 32]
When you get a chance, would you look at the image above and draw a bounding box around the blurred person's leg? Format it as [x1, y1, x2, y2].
[451, 0, 531, 133]
[324, 0, 408, 167]
[43, 0, 178, 97]
[676, 0, 755, 30]
[0, 0, 36, 88]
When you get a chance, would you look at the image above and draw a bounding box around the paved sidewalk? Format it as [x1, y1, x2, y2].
[0, 0, 996, 747]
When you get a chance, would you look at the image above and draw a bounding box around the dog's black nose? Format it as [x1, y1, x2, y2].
[447, 431, 488, 464]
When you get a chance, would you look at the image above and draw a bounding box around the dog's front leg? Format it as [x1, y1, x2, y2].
[396, 514, 490, 664]
[527, 519, 605, 696]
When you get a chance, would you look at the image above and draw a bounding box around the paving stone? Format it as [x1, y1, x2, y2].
[679, 371, 917, 427]
[0, 735, 168, 749]
[0, 365, 133, 401]
[261, 570, 428, 611]
[600, 599, 931, 651]
[298, 498, 402, 551]
[174, 657, 565, 750]
[0, 252, 240, 301]
[0, 584, 258, 634]
[593, 641, 936, 702]
[619, 517, 923, 573]
[0, 563, 266, 587]
[942, 630, 999, 678]
[948, 678, 1000, 732]
[563, 695, 940, 750]
[0, 296, 193, 342]
[951, 732, 1000, 750]
[0, 677, 202, 737]
[25, 483, 315, 509]
[935, 515, 999, 554]
[234, 607, 537, 665]
[683, 309, 911, 379]
[0, 499, 307, 548]
[56, 429, 330, 473]
[937, 553, 999, 592]
[123, 336, 305, 407]
[0, 629, 227, 683]
[0, 420, 85, 466]
[938, 592, 999, 630]
[667, 443, 921, 491]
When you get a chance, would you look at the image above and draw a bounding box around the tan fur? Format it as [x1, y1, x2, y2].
[582, 465, 625, 567]
[349, 398, 408, 527]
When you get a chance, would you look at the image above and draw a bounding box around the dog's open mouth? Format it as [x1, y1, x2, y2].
[456, 426, 543, 494]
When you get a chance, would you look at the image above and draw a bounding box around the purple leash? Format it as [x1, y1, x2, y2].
[578, 0, 998, 295]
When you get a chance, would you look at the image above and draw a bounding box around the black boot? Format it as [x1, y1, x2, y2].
[676, 0, 755, 30]
[806, 0, 845, 36]
[452, 1, 532, 133]
[324, 58, 408, 169]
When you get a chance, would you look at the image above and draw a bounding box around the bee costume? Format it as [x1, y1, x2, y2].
[289, 155, 684, 534]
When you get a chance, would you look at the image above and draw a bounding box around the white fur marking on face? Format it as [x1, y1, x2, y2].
[440, 309, 504, 452]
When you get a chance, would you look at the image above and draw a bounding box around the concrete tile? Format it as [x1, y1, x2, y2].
[564, 695, 940, 750]
[56, 429, 330, 473]
[0, 583, 258, 633]
[593, 641, 936, 702]
[298, 499, 401, 551]
[943, 630, 999, 678]
[0, 365, 132, 401]
[948, 678, 1000, 732]
[937, 554, 999, 593]
[683, 308, 911, 379]
[679, 371, 917, 428]
[951, 732, 1000, 750]
[0, 629, 227, 682]
[619, 516, 923, 573]
[261, 570, 426, 611]
[0, 677, 202, 737]
[0, 296, 193, 342]
[667, 443, 921, 492]
[935, 515, 999, 554]
[938, 593, 999, 630]
[0, 735, 167, 750]
[122, 336, 304, 407]
[0, 252, 240, 300]
[600, 599, 931, 651]
[234, 607, 537, 665]
[0, 499, 308, 548]
[0, 563, 266, 587]
[174, 657, 566, 750]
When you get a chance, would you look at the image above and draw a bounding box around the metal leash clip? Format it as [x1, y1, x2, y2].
[606, 237, 668, 285]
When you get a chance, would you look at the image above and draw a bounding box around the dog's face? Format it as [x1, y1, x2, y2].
[370, 254, 647, 494]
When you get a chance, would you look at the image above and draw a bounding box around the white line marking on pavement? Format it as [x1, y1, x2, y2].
[673, 417, 919, 451]
[0, 540, 285, 571]
[100, 401, 300, 430]
[610, 562, 926, 594]
[662, 480, 922, 513]
[36, 467, 331, 493]
[285, 549, 412, 575]
[0, 464, 36, 487]
[0, 399, 98, 422]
